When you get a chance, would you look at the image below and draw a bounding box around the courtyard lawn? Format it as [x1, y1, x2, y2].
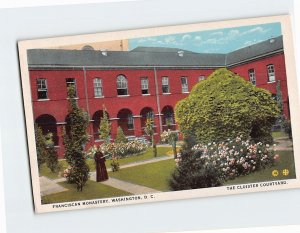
[42, 180, 131, 204]
[39, 146, 172, 179]
[272, 131, 288, 139]
[108, 159, 176, 191]
[225, 150, 296, 185]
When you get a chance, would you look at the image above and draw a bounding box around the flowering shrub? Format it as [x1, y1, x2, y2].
[85, 140, 148, 159]
[100, 141, 148, 158]
[63, 166, 76, 183]
[191, 136, 279, 181]
[110, 155, 120, 172]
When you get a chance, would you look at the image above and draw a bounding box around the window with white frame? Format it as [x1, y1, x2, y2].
[181, 77, 188, 93]
[198, 75, 205, 81]
[117, 75, 128, 95]
[162, 77, 170, 93]
[128, 114, 134, 129]
[93, 78, 103, 97]
[267, 64, 276, 82]
[37, 78, 48, 100]
[141, 77, 149, 95]
[248, 69, 256, 86]
[66, 78, 77, 97]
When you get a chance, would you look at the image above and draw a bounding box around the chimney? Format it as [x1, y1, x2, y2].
[178, 50, 184, 57]
[101, 49, 108, 56]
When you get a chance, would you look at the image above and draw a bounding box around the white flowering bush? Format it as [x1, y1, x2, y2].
[191, 136, 279, 181]
[63, 166, 76, 183]
[85, 140, 148, 159]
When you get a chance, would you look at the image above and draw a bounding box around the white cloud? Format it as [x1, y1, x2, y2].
[182, 34, 192, 41]
[194, 35, 202, 41]
[241, 26, 270, 35]
[228, 29, 240, 38]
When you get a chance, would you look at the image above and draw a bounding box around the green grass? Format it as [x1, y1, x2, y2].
[110, 147, 172, 167]
[272, 131, 288, 139]
[39, 147, 172, 179]
[108, 159, 176, 191]
[225, 150, 296, 185]
[42, 180, 131, 204]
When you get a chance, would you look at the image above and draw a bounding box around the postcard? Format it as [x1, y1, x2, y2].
[18, 15, 300, 213]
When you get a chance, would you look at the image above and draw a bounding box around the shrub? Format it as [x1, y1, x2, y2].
[110, 155, 120, 172]
[192, 136, 277, 181]
[175, 68, 280, 144]
[115, 126, 128, 143]
[169, 151, 222, 190]
[170, 136, 278, 191]
[86, 140, 148, 159]
[45, 133, 59, 173]
[63, 166, 76, 183]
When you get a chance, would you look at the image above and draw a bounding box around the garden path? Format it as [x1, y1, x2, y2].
[41, 155, 173, 196]
[39, 176, 68, 196]
[274, 137, 293, 151]
[90, 175, 161, 194]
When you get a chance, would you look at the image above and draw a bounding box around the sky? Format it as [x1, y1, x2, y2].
[129, 22, 282, 53]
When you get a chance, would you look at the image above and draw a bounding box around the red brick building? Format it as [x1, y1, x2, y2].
[27, 36, 289, 158]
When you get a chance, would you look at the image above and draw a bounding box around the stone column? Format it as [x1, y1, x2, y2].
[133, 115, 142, 137]
[110, 118, 119, 141]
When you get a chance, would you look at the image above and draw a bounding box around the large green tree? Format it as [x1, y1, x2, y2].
[63, 85, 90, 191]
[175, 68, 280, 144]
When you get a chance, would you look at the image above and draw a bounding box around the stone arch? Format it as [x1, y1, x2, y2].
[92, 110, 110, 140]
[117, 108, 134, 136]
[35, 114, 58, 145]
[161, 105, 175, 131]
[140, 107, 154, 130]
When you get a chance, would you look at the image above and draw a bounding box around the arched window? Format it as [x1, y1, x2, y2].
[117, 75, 128, 96]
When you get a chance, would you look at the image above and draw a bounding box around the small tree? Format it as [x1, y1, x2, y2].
[144, 118, 157, 157]
[161, 130, 178, 158]
[115, 126, 128, 143]
[44, 133, 59, 173]
[35, 125, 47, 171]
[63, 85, 90, 191]
[99, 106, 111, 143]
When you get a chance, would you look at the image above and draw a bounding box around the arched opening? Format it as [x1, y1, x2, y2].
[35, 114, 58, 146]
[117, 108, 134, 136]
[162, 105, 175, 131]
[140, 107, 155, 134]
[92, 110, 110, 140]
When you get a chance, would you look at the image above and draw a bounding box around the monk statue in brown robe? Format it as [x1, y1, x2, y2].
[94, 151, 109, 182]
